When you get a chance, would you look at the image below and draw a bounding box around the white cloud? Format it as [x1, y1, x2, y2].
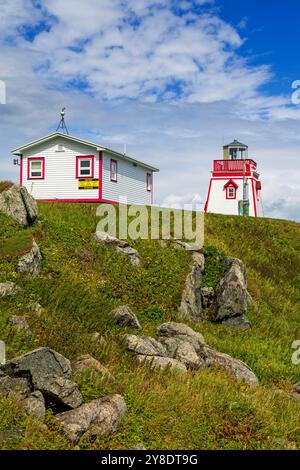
[1, 0, 273, 106]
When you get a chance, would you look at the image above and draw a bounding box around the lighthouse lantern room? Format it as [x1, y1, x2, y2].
[205, 140, 263, 217]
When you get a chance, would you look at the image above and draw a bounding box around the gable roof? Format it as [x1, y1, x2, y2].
[224, 179, 239, 189]
[11, 132, 159, 172]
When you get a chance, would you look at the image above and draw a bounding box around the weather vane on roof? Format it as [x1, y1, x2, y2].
[56, 107, 69, 135]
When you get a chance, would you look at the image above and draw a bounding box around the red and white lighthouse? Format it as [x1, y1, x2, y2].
[205, 140, 263, 217]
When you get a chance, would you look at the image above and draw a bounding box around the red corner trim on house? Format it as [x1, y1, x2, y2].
[20, 154, 23, 185]
[76, 155, 95, 179]
[98, 151, 103, 200]
[27, 157, 45, 180]
[204, 179, 212, 213]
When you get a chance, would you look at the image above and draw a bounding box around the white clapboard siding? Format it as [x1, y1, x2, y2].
[20, 136, 153, 204]
[102, 152, 152, 205]
[22, 138, 99, 200]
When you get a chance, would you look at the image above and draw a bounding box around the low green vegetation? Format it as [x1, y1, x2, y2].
[0, 201, 299, 450]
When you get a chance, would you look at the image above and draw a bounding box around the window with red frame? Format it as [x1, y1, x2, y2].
[28, 158, 44, 180]
[226, 185, 236, 199]
[76, 156, 94, 178]
[146, 172, 152, 191]
[110, 159, 118, 182]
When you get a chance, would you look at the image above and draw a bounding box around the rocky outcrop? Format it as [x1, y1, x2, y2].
[0, 347, 82, 409]
[94, 231, 141, 266]
[17, 240, 42, 277]
[204, 347, 259, 387]
[74, 355, 115, 381]
[208, 257, 251, 329]
[0, 184, 38, 227]
[0, 282, 20, 299]
[178, 252, 205, 323]
[55, 394, 127, 444]
[111, 305, 141, 330]
[0, 348, 126, 442]
[9, 315, 32, 336]
[126, 322, 258, 387]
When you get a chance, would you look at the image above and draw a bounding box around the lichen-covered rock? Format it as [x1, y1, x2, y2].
[34, 374, 82, 409]
[157, 322, 207, 370]
[0, 347, 72, 384]
[222, 315, 252, 330]
[157, 322, 206, 352]
[204, 346, 259, 387]
[74, 355, 114, 381]
[0, 375, 31, 399]
[208, 257, 250, 324]
[115, 245, 141, 266]
[201, 287, 214, 308]
[94, 231, 141, 266]
[55, 394, 126, 444]
[22, 391, 46, 419]
[178, 253, 204, 323]
[125, 334, 167, 357]
[159, 338, 206, 370]
[0, 184, 38, 227]
[17, 240, 42, 277]
[9, 315, 32, 336]
[0, 282, 20, 299]
[0, 347, 82, 410]
[111, 305, 141, 330]
[136, 355, 187, 373]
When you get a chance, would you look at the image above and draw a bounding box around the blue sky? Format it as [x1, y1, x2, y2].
[219, 0, 300, 95]
[0, 0, 300, 221]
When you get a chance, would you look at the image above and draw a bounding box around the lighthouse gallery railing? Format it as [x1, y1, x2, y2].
[213, 159, 257, 172]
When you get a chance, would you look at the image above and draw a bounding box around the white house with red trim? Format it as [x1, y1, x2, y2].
[12, 132, 158, 204]
[205, 140, 263, 217]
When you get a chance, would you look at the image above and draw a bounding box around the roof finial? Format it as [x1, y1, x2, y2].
[56, 107, 69, 135]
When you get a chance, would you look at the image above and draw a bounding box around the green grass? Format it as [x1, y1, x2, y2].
[0, 201, 299, 450]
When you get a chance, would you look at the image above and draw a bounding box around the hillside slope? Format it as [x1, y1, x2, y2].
[0, 202, 299, 450]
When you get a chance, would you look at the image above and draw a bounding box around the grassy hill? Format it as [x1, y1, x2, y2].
[0, 202, 299, 450]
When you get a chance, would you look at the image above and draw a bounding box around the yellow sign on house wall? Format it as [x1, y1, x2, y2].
[78, 178, 99, 190]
